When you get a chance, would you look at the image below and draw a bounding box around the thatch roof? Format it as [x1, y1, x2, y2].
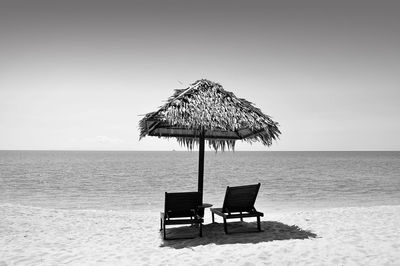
[139, 79, 281, 151]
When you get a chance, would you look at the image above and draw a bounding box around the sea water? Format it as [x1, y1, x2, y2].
[0, 151, 399, 212]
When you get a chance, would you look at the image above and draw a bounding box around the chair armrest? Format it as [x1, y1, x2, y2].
[198, 203, 213, 208]
[161, 212, 170, 220]
[210, 208, 227, 218]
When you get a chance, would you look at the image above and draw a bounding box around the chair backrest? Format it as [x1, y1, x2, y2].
[222, 183, 261, 213]
[164, 191, 201, 218]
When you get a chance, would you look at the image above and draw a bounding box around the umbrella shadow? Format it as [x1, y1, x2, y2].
[160, 221, 318, 249]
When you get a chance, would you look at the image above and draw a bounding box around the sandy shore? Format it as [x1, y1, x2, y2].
[1, 204, 399, 265]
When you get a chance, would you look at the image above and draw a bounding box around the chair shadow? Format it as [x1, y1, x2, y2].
[160, 221, 318, 249]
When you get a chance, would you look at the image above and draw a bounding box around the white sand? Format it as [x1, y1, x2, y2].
[1, 204, 399, 265]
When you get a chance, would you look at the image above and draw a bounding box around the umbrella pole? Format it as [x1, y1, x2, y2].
[198, 132, 205, 204]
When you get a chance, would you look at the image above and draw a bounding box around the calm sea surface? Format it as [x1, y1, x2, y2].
[0, 151, 399, 212]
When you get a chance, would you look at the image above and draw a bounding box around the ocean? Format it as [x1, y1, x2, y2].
[0, 151, 399, 212]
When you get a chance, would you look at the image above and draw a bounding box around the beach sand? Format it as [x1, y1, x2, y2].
[1, 204, 399, 265]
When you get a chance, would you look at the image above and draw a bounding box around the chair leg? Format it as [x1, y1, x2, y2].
[199, 222, 203, 237]
[257, 215, 261, 231]
[211, 211, 215, 223]
[163, 223, 167, 240]
[160, 218, 163, 231]
[223, 218, 228, 234]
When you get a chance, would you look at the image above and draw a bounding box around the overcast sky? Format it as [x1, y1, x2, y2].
[0, 0, 399, 151]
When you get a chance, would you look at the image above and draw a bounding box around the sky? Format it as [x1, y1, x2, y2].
[0, 0, 399, 151]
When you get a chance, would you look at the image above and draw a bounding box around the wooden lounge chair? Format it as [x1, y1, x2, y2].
[210, 183, 264, 234]
[160, 191, 204, 240]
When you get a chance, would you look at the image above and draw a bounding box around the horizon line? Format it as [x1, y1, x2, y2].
[0, 149, 399, 152]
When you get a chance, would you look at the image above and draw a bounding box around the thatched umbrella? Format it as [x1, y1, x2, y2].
[139, 79, 280, 203]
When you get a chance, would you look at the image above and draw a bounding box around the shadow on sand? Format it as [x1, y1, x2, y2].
[160, 221, 317, 249]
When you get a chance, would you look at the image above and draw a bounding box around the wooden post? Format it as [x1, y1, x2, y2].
[198, 131, 205, 204]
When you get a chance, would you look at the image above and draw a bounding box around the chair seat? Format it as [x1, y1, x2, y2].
[210, 208, 264, 219]
[161, 212, 203, 225]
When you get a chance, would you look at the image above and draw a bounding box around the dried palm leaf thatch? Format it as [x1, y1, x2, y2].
[139, 79, 280, 151]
